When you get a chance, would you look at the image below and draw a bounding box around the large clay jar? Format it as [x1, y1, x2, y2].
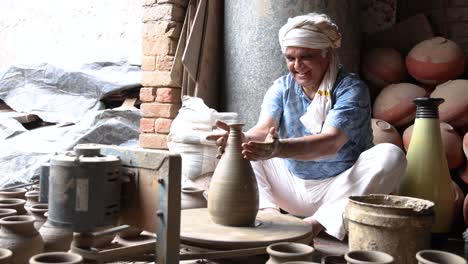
[29, 204, 48, 230]
[266, 242, 316, 264]
[345, 250, 394, 264]
[361, 48, 407, 90]
[0, 198, 27, 215]
[406, 37, 466, 85]
[207, 123, 259, 226]
[431, 80, 468, 133]
[0, 188, 27, 200]
[29, 252, 83, 264]
[371, 119, 403, 149]
[39, 219, 74, 252]
[0, 248, 12, 264]
[403, 122, 464, 169]
[416, 249, 467, 264]
[181, 187, 207, 210]
[372, 83, 427, 128]
[0, 215, 44, 263]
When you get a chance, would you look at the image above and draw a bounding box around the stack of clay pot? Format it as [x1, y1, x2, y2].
[362, 36, 468, 232]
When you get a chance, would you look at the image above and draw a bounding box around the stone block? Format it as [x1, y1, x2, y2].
[154, 118, 173, 134]
[139, 87, 157, 102]
[140, 102, 181, 118]
[143, 4, 186, 22]
[141, 71, 178, 87]
[139, 133, 168, 149]
[140, 118, 156, 133]
[142, 35, 178, 56]
[143, 21, 182, 38]
[156, 87, 181, 103]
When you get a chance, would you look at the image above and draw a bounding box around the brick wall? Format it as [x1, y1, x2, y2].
[139, 0, 188, 149]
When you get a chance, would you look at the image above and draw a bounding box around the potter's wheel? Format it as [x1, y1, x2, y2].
[180, 208, 313, 250]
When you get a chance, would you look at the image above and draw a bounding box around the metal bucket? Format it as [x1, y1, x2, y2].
[345, 194, 435, 264]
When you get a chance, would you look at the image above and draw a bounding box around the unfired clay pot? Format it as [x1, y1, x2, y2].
[181, 187, 207, 210]
[0, 188, 27, 200]
[431, 80, 468, 132]
[266, 242, 316, 264]
[29, 252, 83, 264]
[39, 219, 73, 252]
[29, 204, 48, 230]
[463, 132, 468, 159]
[371, 119, 403, 149]
[416, 249, 467, 264]
[361, 48, 407, 89]
[372, 83, 427, 128]
[0, 248, 12, 264]
[406, 37, 466, 85]
[0, 209, 16, 219]
[0, 198, 27, 215]
[207, 123, 259, 226]
[0, 215, 44, 263]
[345, 250, 394, 264]
[402, 122, 464, 169]
[25, 190, 40, 213]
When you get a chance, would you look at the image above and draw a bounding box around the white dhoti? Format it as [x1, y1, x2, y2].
[250, 143, 407, 240]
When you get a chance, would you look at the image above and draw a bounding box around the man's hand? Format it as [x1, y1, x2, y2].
[242, 127, 282, 160]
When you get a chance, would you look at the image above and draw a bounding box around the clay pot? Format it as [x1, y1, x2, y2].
[464, 193, 468, 226]
[361, 48, 407, 89]
[25, 190, 40, 213]
[0, 209, 16, 219]
[371, 119, 403, 149]
[0, 188, 27, 199]
[463, 132, 468, 159]
[0, 248, 12, 264]
[266, 242, 316, 264]
[406, 37, 466, 85]
[39, 219, 73, 252]
[345, 250, 394, 264]
[207, 123, 259, 226]
[431, 80, 468, 132]
[29, 252, 83, 264]
[403, 122, 464, 169]
[0, 215, 44, 263]
[181, 187, 207, 210]
[29, 204, 48, 230]
[0, 198, 27, 215]
[452, 181, 465, 231]
[372, 83, 427, 128]
[416, 249, 467, 264]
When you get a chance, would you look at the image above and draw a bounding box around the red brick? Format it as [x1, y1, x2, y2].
[142, 36, 178, 56]
[140, 102, 181, 118]
[154, 118, 173, 134]
[140, 118, 156, 133]
[139, 133, 168, 149]
[139, 87, 157, 102]
[156, 88, 181, 103]
[143, 21, 182, 38]
[143, 4, 185, 23]
[156, 55, 175, 71]
[141, 71, 179, 87]
[142, 55, 157, 71]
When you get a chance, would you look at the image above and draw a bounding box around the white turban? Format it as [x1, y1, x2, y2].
[279, 13, 342, 134]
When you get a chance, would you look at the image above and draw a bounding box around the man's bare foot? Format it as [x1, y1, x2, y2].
[260, 208, 280, 214]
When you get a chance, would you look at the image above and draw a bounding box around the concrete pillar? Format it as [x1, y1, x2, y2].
[223, 0, 360, 129]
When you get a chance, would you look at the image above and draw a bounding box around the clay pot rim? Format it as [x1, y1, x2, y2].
[181, 187, 205, 194]
[348, 194, 434, 213]
[0, 248, 12, 260]
[0, 215, 35, 224]
[0, 208, 17, 214]
[30, 252, 83, 263]
[345, 250, 394, 263]
[416, 249, 467, 263]
[0, 198, 26, 205]
[25, 190, 40, 196]
[266, 242, 315, 257]
[0, 187, 27, 194]
[29, 203, 48, 211]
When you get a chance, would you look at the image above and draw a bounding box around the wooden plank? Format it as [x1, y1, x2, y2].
[170, 7, 189, 87]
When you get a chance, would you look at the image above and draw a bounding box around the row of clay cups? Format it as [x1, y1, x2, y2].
[0, 249, 83, 264]
[0, 191, 41, 215]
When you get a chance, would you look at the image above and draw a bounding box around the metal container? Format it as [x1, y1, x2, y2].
[48, 144, 121, 232]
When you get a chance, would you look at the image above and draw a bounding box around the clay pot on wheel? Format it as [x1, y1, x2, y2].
[29, 252, 83, 264]
[181, 187, 207, 210]
[345, 250, 394, 264]
[416, 249, 467, 264]
[207, 123, 259, 226]
[266, 242, 316, 264]
[0, 215, 44, 263]
[0, 248, 12, 264]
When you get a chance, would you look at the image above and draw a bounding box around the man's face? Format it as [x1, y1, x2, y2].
[284, 46, 330, 90]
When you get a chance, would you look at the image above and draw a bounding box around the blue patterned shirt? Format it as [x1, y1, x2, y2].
[259, 68, 373, 180]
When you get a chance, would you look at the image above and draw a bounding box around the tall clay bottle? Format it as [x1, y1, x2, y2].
[208, 123, 259, 226]
[399, 98, 455, 234]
